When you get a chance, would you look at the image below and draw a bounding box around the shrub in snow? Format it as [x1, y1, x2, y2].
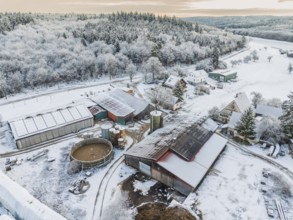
[208, 106, 220, 120]
[67, 160, 82, 174]
[256, 116, 281, 143]
[280, 92, 293, 138]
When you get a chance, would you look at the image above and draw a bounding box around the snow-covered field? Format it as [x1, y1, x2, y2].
[196, 145, 293, 220]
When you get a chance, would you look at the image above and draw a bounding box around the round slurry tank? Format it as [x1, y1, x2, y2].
[101, 123, 113, 140]
[70, 138, 114, 168]
[150, 111, 162, 133]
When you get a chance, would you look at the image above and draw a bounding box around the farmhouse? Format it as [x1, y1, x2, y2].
[186, 69, 207, 85]
[108, 89, 151, 120]
[9, 105, 94, 149]
[124, 118, 227, 195]
[164, 75, 187, 90]
[218, 92, 251, 123]
[91, 94, 134, 125]
[208, 69, 237, 82]
[255, 104, 283, 119]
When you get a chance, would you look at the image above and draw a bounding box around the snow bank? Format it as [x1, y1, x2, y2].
[133, 179, 157, 196]
[0, 171, 65, 220]
[0, 215, 14, 220]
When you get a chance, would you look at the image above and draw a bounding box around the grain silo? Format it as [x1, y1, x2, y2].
[101, 123, 113, 140]
[150, 111, 163, 133]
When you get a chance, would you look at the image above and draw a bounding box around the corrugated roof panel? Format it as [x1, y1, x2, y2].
[60, 109, 74, 122]
[24, 118, 38, 133]
[33, 115, 47, 130]
[42, 113, 57, 128]
[52, 111, 66, 124]
[68, 107, 82, 120]
[76, 105, 91, 117]
[13, 120, 28, 137]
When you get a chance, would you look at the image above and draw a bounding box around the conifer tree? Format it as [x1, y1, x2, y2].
[280, 92, 293, 138]
[235, 107, 256, 140]
[173, 84, 184, 101]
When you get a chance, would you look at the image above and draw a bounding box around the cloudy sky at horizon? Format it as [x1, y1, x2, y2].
[2, 0, 293, 16]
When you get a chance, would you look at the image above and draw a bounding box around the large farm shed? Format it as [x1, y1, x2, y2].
[208, 69, 237, 82]
[9, 105, 94, 149]
[91, 94, 135, 125]
[109, 89, 151, 120]
[124, 117, 228, 196]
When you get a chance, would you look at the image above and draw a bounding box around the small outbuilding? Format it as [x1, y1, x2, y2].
[255, 104, 283, 119]
[89, 106, 108, 120]
[208, 69, 237, 82]
[9, 105, 94, 149]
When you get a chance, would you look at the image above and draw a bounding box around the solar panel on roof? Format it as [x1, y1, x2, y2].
[13, 120, 28, 137]
[52, 111, 66, 124]
[42, 113, 57, 128]
[60, 109, 74, 122]
[24, 117, 38, 133]
[68, 107, 82, 120]
[33, 115, 47, 130]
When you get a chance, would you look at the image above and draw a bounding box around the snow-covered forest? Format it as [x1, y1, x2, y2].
[186, 16, 293, 43]
[0, 12, 245, 98]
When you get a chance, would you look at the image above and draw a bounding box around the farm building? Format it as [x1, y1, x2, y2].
[157, 87, 182, 111]
[208, 69, 237, 82]
[255, 104, 283, 119]
[108, 89, 151, 120]
[71, 98, 97, 108]
[89, 106, 107, 120]
[186, 70, 207, 85]
[91, 94, 134, 125]
[164, 75, 187, 90]
[9, 105, 94, 149]
[124, 117, 227, 195]
[218, 92, 251, 123]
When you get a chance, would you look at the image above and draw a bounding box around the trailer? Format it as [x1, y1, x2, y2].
[268, 145, 275, 157]
[272, 144, 280, 158]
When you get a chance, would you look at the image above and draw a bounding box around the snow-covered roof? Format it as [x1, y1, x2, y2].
[209, 69, 237, 76]
[157, 134, 227, 187]
[188, 69, 207, 77]
[109, 89, 149, 116]
[89, 105, 106, 115]
[9, 105, 92, 140]
[91, 94, 135, 117]
[71, 98, 97, 108]
[234, 93, 251, 113]
[164, 75, 180, 88]
[228, 112, 242, 129]
[255, 104, 283, 118]
[157, 87, 179, 106]
[202, 118, 219, 132]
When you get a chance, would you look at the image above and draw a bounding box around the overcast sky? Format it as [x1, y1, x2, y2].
[2, 0, 293, 16]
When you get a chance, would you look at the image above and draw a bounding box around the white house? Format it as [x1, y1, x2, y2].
[186, 69, 207, 85]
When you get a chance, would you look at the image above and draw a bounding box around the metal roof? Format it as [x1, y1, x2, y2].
[209, 69, 237, 76]
[157, 134, 227, 188]
[125, 117, 212, 161]
[234, 93, 251, 113]
[164, 75, 180, 88]
[89, 106, 106, 115]
[256, 104, 283, 118]
[91, 94, 135, 117]
[109, 89, 149, 116]
[9, 105, 93, 140]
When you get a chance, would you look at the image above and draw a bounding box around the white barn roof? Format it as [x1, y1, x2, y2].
[210, 69, 237, 76]
[228, 112, 242, 129]
[91, 94, 134, 117]
[109, 89, 149, 116]
[164, 75, 180, 88]
[157, 134, 227, 187]
[234, 93, 251, 113]
[9, 105, 93, 140]
[202, 118, 218, 132]
[256, 104, 283, 118]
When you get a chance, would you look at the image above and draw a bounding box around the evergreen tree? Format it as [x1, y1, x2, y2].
[114, 40, 120, 53]
[173, 84, 184, 101]
[211, 47, 219, 69]
[280, 92, 293, 138]
[235, 107, 256, 140]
